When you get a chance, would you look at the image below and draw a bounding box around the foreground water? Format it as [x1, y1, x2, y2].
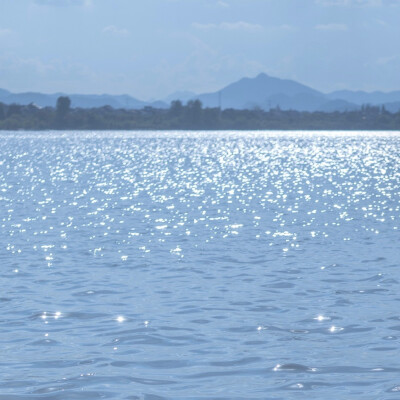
[1, 131, 400, 399]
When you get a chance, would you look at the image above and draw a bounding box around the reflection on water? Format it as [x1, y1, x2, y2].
[0, 130, 400, 399]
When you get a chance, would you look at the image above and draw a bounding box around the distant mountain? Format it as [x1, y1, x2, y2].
[0, 91, 60, 108]
[0, 90, 168, 110]
[192, 73, 360, 112]
[188, 73, 400, 112]
[1, 73, 400, 112]
[327, 90, 400, 106]
[193, 73, 322, 110]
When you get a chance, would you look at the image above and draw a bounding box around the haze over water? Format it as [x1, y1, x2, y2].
[1, 131, 400, 399]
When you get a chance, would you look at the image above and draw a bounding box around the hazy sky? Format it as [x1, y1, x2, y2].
[1, 0, 400, 99]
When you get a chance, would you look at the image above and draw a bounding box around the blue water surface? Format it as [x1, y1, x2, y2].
[1, 131, 400, 399]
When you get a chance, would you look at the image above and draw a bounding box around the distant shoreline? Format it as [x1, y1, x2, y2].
[1, 99, 399, 131]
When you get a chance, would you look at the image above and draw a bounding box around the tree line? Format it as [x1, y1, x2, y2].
[0, 96, 399, 130]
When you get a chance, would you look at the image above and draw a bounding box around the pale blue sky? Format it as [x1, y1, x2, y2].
[0, 0, 399, 99]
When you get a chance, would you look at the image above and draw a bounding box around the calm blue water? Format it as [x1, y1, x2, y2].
[1, 131, 400, 399]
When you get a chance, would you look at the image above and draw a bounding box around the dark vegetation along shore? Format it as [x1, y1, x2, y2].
[0, 96, 399, 131]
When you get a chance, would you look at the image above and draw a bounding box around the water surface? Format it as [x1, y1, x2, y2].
[1, 131, 400, 399]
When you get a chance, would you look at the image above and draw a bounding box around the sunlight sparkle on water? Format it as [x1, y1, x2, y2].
[329, 326, 344, 333]
[1, 131, 400, 399]
[314, 315, 330, 322]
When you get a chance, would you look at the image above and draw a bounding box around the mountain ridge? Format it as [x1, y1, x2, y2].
[1, 73, 400, 112]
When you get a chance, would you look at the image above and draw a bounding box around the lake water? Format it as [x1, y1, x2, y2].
[1, 131, 400, 399]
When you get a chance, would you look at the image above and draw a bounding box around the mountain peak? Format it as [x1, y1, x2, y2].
[194, 72, 325, 110]
[255, 72, 270, 80]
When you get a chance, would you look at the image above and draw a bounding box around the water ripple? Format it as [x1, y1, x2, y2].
[0, 130, 400, 399]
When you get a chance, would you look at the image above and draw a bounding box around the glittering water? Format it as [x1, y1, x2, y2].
[1, 130, 400, 400]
